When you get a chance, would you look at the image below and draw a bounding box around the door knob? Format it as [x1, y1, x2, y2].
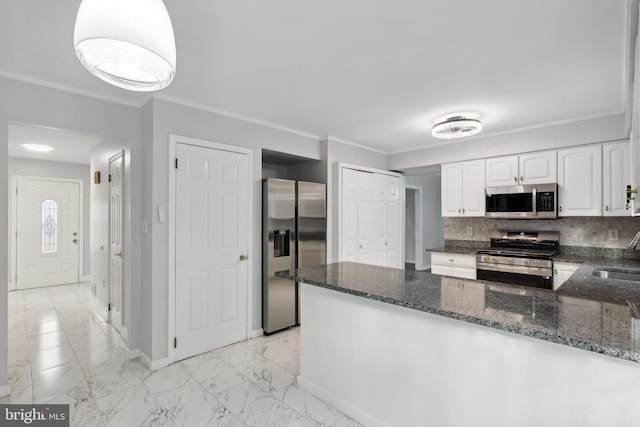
[114, 252, 122, 257]
[239, 254, 248, 261]
[73, 232, 78, 236]
[72, 239, 78, 243]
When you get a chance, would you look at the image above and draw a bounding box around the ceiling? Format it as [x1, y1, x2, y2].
[0, 1, 634, 154]
[8, 124, 103, 164]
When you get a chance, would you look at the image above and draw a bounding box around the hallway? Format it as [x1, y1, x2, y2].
[2, 283, 362, 427]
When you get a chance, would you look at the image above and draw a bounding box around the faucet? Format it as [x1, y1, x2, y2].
[627, 230, 640, 249]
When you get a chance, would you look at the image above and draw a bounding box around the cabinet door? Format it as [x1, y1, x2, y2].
[461, 160, 485, 216]
[441, 163, 462, 217]
[341, 168, 360, 262]
[557, 146, 602, 216]
[485, 155, 518, 187]
[357, 171, 376, 265]
[519, 150, 557, 184]
[385, 175, 401, 268]
[603, 141, 632, 217]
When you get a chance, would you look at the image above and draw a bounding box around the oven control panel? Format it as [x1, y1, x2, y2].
[477, 254, 552, 269]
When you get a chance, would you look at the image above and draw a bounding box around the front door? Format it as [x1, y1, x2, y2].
[174, 142, 249, 361]
[16, 177, 80, 289]
[109, 153, 124, 332]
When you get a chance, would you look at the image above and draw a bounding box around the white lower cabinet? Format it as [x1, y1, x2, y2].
[431, 252, 476, 280]
[553, 262, 580, 290]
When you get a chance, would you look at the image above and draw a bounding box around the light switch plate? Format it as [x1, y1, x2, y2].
[608, 229, 618, 241]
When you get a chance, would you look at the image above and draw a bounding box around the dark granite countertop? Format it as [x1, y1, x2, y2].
[278, 262, 640, 363]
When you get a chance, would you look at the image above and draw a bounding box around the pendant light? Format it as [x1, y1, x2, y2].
[73, 0, 176, 92]
[432, 116, 482, 139]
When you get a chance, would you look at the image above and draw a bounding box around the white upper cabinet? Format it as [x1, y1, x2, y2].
[441, 160, 485, 217]
[441, 163, 463, 216]
[557, 145, 602, 216]
[485, 156, 518, 186]
[486, 151, 557, 186]
[461, 160, 486, 216]
[602, 141, 632, 217]
[518, 151, 557, 185]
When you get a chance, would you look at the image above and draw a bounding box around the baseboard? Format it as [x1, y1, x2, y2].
[415, 264, 431, 271]
[250, 328, 264, 339]
[91, 298, 109, 322]
[136, 350, 169, 371]
[0, 384, 10, 398]
[297, 376, 390, 427]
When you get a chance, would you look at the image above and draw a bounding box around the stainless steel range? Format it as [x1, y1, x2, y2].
[476, 231, 560, 290]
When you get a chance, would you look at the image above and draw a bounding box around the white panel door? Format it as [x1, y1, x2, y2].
[175, 143, 249, 361]
[461, 160, 485, 217]
[519, 150, 557, 184]
[558, 145, 602, 216]
[485, 156, 519, 186]
[603, 141, 632, 216]
[16, 178, 80, 289]
[441, 163, 462, 217]
[341, 168, 360, 262]
[385, 175, 400, 268]
[109, 153, 124, 332]
[357, 171, 376, 265]
[373, 173, 388, 266]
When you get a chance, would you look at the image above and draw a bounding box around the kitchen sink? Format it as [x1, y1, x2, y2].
[592, 268, 640, 282]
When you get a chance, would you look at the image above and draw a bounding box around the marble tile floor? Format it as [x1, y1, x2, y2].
[2, 283, 363, 427]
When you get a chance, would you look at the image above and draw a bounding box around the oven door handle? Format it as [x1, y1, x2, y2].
[532, 187, 537, 217]
[477, 263, 552, 277]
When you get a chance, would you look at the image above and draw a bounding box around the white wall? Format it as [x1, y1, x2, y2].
[389, 114, 628, 171]
[405, 173, 443, 268]
[8, 157, 91, 279]
[0, 76, 142, 393]
[90, 140, 130, 315]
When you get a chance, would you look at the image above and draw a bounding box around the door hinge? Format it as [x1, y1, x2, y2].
[175, 158, 179, 169]
[108, 303, 111, 311]
[108, 174, 112, 182]
[174, 337, 177, 348]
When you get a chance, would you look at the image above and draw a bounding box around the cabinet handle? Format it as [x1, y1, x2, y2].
[520, 176, 524, 182]
[359, 245, 363, 249]
[554, 269, 558, 275]
[605, 205, 609, 211]
[449, 259, 454, 262]
[458, 208, 461, 214]
[462, 208, 465, 214]
[514, 177, 518, 182]
[385, 242, 388, 246]
[559, 206, 562, 212]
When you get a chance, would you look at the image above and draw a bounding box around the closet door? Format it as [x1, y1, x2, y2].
[341, 168, 360, 262]
[385, 175, 401, 268]
[356, 171, 376, 265]
[373, 173, 388, 266]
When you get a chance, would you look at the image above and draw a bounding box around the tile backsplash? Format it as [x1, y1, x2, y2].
[444, 217, 640, 249]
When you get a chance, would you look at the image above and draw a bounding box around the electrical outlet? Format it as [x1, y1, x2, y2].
[466, 227, 473, 236]
[608, 229, 618, 241]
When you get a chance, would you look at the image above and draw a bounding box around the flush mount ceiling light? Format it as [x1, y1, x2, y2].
[22, 144, 54, 152]
[432, 116, 482, 139]
[73, 0, 176, 92]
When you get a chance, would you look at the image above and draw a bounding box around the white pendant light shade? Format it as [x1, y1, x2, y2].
[74, 0, 176, 92]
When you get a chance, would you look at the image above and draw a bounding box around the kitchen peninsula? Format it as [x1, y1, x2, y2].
[278, 262, 640, 427]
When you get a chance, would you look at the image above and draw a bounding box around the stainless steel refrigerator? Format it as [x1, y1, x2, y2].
[262, 178, 326, 334]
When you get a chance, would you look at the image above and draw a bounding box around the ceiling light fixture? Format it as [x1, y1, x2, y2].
[22, 144, 54, 153]
[432, 116, 482, 139]
[73, 0, 176, 92]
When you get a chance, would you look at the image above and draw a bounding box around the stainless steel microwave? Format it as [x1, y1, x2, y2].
[485, 183, 557, 219]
